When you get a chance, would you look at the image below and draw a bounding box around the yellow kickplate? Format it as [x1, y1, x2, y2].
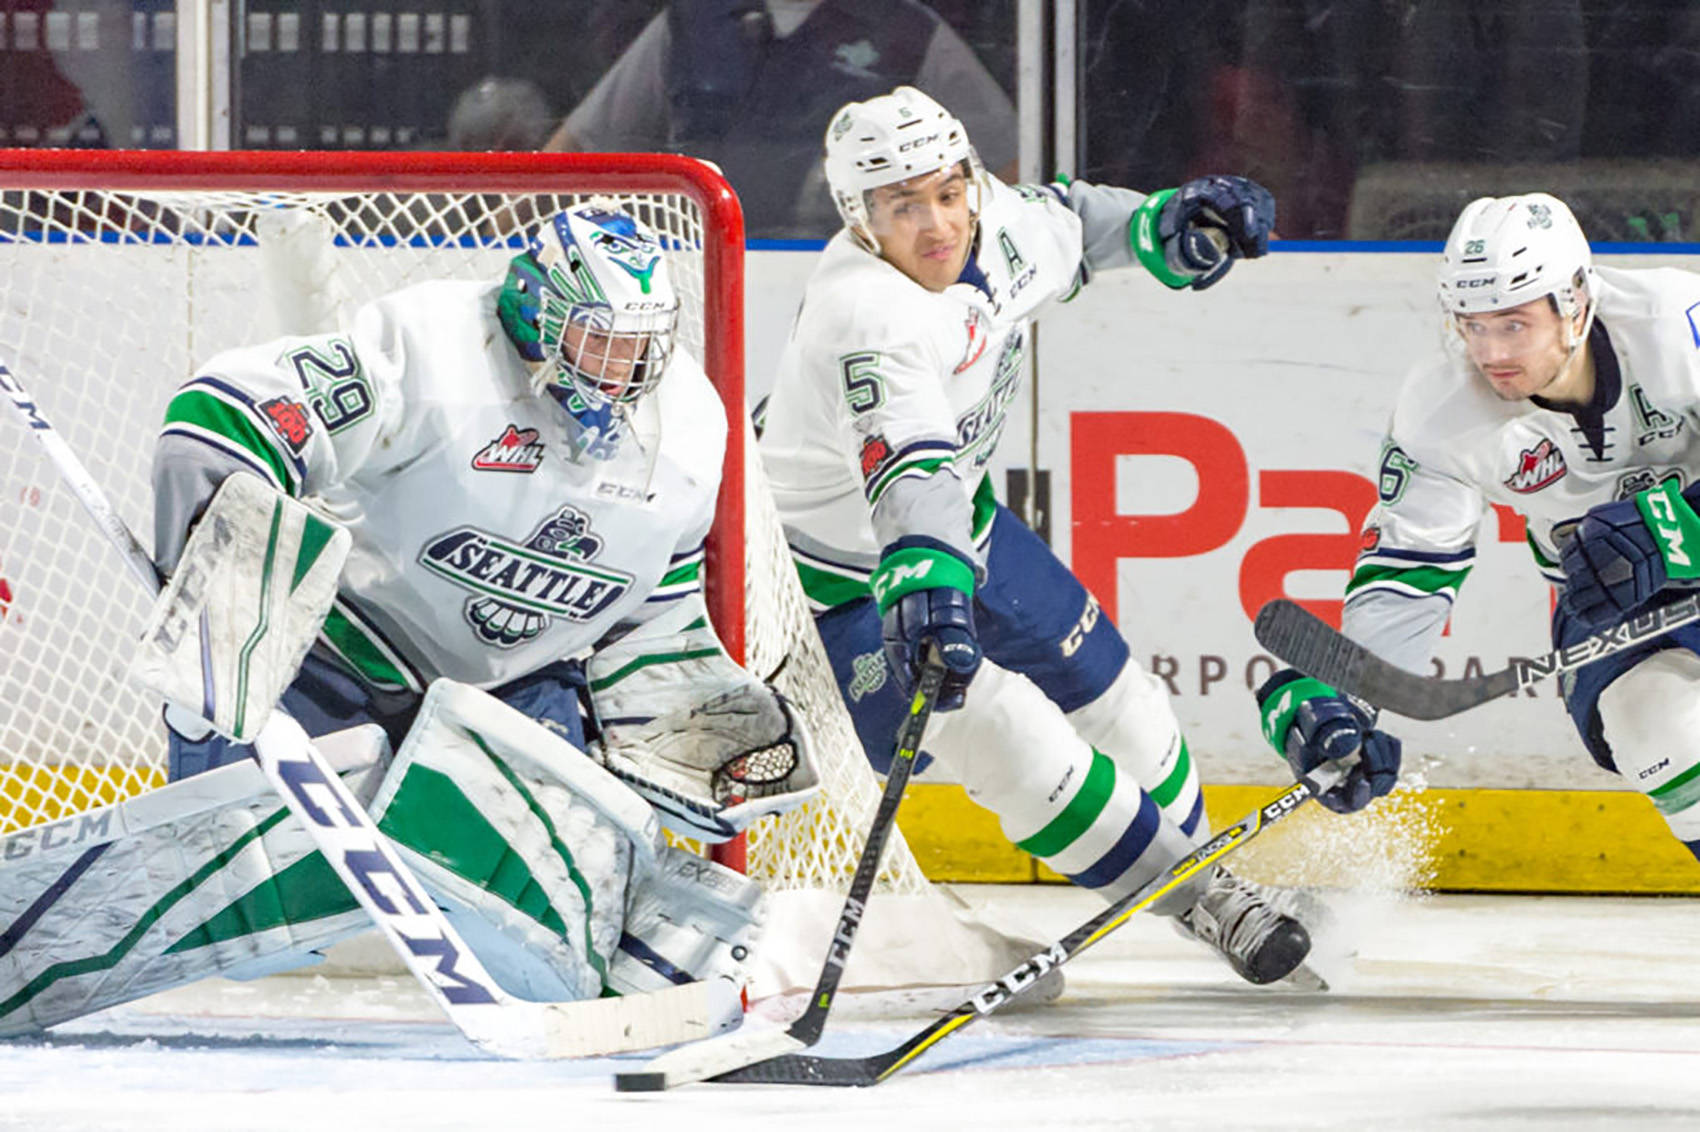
[900, 782, 1700, 895]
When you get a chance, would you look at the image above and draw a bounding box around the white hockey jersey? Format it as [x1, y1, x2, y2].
[759, 177, 1106, 607]
[152, 279, 726, 694]
[1346, 265, 1700, 669]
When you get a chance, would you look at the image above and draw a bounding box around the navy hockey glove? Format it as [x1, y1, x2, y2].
[1255, 668, 1401, 815]
[872, 536, 981, 711]
[1132, 175, 1276, 291]
[1559, 481, 1700, 630]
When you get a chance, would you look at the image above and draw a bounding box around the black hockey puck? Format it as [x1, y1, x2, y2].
[613, 1071, 668, 1093]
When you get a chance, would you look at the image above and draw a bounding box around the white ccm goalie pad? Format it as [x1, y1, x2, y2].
[367, 679, 760, 1016]
[589, 598, 820, 842]
[0, 726, 387, 1037]
[131, 472, 349, 742]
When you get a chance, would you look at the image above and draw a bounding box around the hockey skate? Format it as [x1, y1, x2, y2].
[1175, 867, 1323, 989]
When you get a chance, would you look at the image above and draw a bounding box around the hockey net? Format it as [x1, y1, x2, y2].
[0, 152, 1032, 999]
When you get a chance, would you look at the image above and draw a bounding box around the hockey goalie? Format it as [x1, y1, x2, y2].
[0, 201, 819, 1040]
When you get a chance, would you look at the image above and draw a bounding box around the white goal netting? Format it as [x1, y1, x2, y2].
[0, 154, 1033, 997]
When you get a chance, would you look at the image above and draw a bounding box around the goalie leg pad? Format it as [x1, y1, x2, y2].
[133, 472, 350, 744]
[369, 678, 662, 1003]
[1596, 650, 1700, 844]
[925, 662, 1204, 914]
[610, 846, 763, 1022]
[0, 725, 387, 1036]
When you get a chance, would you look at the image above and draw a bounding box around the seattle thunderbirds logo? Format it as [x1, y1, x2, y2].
[420, 506, 633, 647]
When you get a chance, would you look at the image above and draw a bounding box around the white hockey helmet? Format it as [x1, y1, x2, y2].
[1438, 193, 1595, 329]
[823, 85, 985, 249]
[514, 201, 679, 407]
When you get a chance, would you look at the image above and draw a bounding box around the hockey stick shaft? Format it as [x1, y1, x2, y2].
[1253, 596, 1700, 720]
[615, 654, 948, 1090]
[0, 359, 720, 1058]
[714, 763, 1345, 1086]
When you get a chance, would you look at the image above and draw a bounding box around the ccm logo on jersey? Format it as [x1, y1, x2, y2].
[1504, 438, 1567, 493]
[472, 424, 545, 473]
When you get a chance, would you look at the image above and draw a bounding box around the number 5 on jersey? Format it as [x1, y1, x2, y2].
[840, 351, 884, 414]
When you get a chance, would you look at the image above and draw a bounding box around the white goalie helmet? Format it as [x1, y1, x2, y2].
[520, 202, 680, 407]
[1438, 193, 1596, 334]
[822, 85, 985, 249]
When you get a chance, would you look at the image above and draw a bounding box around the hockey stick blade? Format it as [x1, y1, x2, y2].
[1254, 596, 1700, 720]
[712, 766, 1343, 1087]
[615, 657, 949, 1091]
[1, 358, 721, 1060]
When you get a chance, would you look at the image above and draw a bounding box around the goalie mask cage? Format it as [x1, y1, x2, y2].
[0, 150, 1031, 997]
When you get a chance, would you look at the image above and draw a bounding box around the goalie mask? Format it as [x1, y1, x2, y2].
[1438, 193, 1596, 352]
[823, 85, 986, 253]
[499, 203, 680, 412]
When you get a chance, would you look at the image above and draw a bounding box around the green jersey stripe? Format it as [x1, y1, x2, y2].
[163, 388, 298, 495]
[658, 558, 703, 588]
[867, 456, 953, 507]
[319, 603, 421, 693]
[795, 557, 872, 609]
[1346, 561, 1472, 597]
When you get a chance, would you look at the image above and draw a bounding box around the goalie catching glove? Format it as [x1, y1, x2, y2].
[1255, 668, 1401, 814]
[589, 597, 820, 843]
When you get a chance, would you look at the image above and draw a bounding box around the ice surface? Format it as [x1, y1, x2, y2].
[6, 887, 1700, 1132]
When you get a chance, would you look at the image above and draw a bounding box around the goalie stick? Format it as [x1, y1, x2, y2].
[614, 655, 949, 1092]
[703, 761, 1347, 1087]
[1253, 596, 1700, 720]
[0, 359, 722, 1059]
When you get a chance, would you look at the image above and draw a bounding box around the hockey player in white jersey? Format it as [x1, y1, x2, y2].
[1256, 192, 1700, 865]
[759, 85, 1314, 985]
[0, 202, 818, 1038]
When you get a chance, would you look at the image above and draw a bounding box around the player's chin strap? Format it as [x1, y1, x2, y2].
[0, 357, 727, 1059]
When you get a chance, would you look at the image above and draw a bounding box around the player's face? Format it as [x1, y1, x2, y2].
[562, 319, 649, 402]
[1456, 297, 1577, 400]
[867, 165, 974, 293]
